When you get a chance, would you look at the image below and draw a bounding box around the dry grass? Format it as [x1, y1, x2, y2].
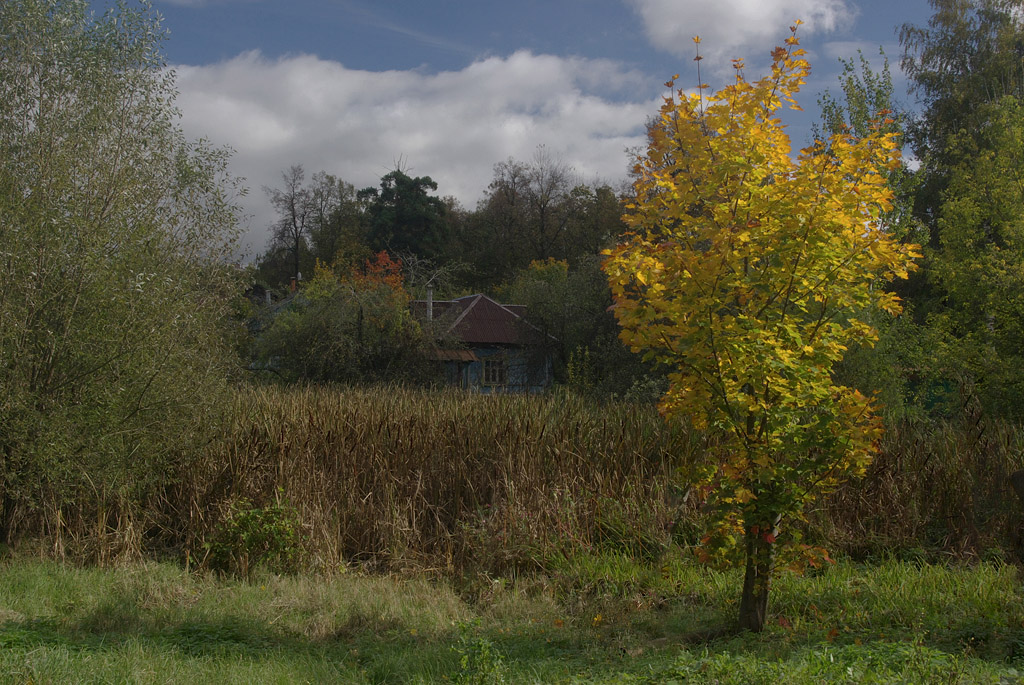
[174, 385, 701, 574]
[10, 383, 1024, 572]
[813, 410, 1024, 559]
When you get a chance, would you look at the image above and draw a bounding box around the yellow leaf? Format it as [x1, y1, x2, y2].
[600, 24, 915, 573]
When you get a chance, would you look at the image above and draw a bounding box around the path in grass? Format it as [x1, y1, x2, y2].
[0, 556, 1021, 683]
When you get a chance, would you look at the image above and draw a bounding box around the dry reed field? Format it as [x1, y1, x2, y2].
[185, 385, 1024, 573]
[180, 385, 702, 575]
[11, 384, 1024, 573]
[816, 412, 1024, 559]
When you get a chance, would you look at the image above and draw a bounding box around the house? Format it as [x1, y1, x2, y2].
[413, 294, 553, 393]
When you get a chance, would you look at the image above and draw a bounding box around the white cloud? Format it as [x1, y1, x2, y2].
[172, 51, 655, 256]
[626, 0, 856, 70]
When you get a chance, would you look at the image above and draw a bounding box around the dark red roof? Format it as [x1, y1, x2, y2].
[413, 294, 542, 346]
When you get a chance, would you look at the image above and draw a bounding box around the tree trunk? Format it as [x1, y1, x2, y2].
[0, 491, 15, 546]
[738, 522, 775, 632]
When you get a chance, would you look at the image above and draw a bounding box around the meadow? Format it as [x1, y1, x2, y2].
[0, 555, 1022, 683]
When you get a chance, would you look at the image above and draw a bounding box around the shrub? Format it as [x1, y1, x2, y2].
[0, 0, 242, 559]
[205, 494, 304, 577]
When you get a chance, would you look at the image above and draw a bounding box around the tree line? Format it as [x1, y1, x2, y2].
[247, 0, 1024, 423]
[249, 148, 648, 395]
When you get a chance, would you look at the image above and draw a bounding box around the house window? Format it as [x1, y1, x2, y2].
[482, 357, 507, 386]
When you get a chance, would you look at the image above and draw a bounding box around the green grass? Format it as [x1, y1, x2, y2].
[0, 555, 1022, 683]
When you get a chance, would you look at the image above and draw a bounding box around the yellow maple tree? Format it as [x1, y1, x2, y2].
[603, 24, 919, 631]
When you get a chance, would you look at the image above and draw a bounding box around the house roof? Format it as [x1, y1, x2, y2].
[413, 294, 544, 346]
[426, 348, 479, 362]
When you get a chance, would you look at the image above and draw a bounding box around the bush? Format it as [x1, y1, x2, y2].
[205, 495, 305, 577]
[252, 255, 432, 384]
[0, 0, 243, 557]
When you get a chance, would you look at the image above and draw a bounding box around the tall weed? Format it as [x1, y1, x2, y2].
[11, 382, 1024, 571]
[180, 386, 698, 574]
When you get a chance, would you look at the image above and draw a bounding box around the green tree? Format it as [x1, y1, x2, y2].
[459, 152, 626, 289]
[359, 169, 450, 262]
[504, 256, 651, 394]
[900, 0, 1024, 183]
[603, 29, 918, 631]
[899, 0, 1024, 251]
[503, 258, 587, 380]
[253, 254, 429, 384]
[0, 0, 243, 550]
[307, 172, 367, 268]
[928, 98, 1024, 412]
[564, 184, 629, 262]
[900, 0, 1024, 414]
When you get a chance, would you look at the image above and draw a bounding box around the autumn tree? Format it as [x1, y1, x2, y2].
[815, 51, 931, 417]
[816, 50, 921, 240]
[603, 27, 918, 631]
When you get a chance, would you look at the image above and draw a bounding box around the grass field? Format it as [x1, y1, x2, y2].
[1, 554, 1022, 684]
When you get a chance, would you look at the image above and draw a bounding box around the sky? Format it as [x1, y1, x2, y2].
[88, 0, 935, 257]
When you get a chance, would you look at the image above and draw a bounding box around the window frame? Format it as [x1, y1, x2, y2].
[482, 356, 508, 387]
